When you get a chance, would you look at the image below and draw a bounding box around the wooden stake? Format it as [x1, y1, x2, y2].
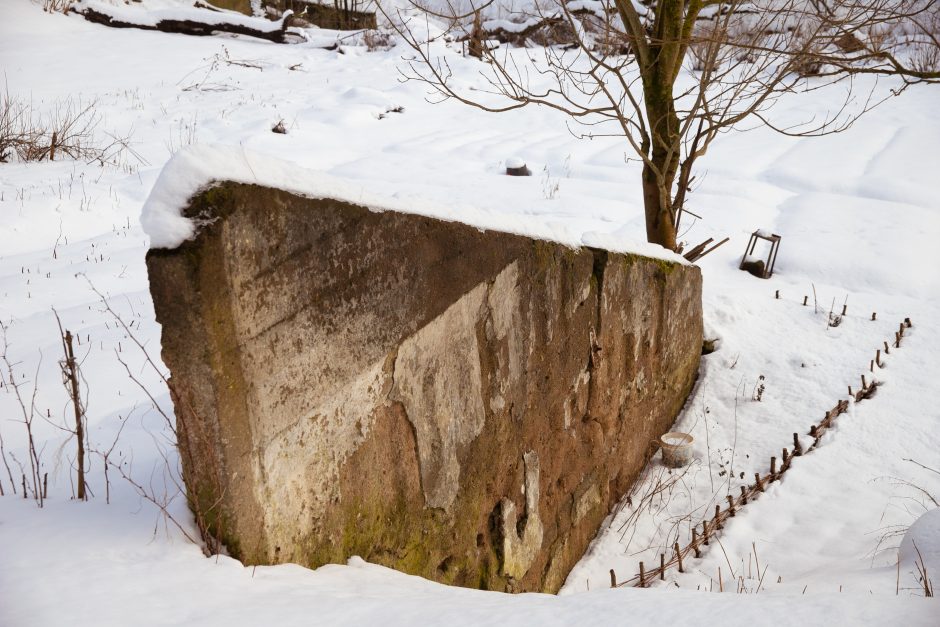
[43, 473, 47, 500]
[692, 529, 701, 557]
[870, 360, 874, 372]
[793, 433, 802, 456]
[782, 448, 789, 465]
[899, 322, 905, 337]
[775, 290, 780, 299]
[904, 317, 912, 328]
[660, 553, 665, 580]
[49, 131, 57, 161]
[810, 425, 818, 439]
[871, 312, 877, 321]
[741, 485, 748, 505]
[727, 495, 736, 516]
[610, 568, 617, 588]
[770, 456, 777, 478]
[62, 330, 86, 501]
[876, 349, 882, 367]
[22, 474, 26, 498]
[675, 542, 684, 573]
[803, 296, 808, 306]
[719, 567, 724, 592]
[884, 340, 890, 354]
[702, 520, 710, 545]
[755, 472, 764, 492]
[861, 375, 867, 390]
[848, 385, 853, 397]
[842, 304, 848, 316]
[895, 332, 901, 348]
[639, 562, 646, 588]
[715, 504, 723, 529]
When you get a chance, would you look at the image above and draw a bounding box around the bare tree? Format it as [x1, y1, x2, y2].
[385, 0, 939, 250]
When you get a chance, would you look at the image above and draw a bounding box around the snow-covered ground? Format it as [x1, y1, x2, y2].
[1, 1, 938, 624]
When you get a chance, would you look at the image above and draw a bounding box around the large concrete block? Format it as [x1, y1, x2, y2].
[146, 182, 703, 593]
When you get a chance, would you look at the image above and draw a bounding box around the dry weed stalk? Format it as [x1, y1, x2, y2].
[86, 278, 227, 556]
[0, 275, 226, 553]
[0, 321, 44, 506]
[42, 0, 72, 13]
[363, 28, 393, 51]
[913, 543, 934, 597]
[98, 407, 131, 505]
[615, 453, 701, 554]
[869, 457, 939, 571]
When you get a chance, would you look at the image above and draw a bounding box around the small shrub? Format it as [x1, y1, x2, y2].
[0, 90, 127, 164]
[362, 29, 392, 52]
[42, 0, 72, 13]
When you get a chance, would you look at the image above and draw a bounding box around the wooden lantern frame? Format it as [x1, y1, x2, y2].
[739, 231, 781, 279]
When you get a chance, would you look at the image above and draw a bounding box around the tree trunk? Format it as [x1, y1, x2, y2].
[641, 95, 680, 251]
[641, 41, 681, 252]
[642, 164, 677, 251]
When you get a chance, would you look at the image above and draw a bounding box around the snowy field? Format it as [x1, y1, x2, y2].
[1, 0, 938, 624]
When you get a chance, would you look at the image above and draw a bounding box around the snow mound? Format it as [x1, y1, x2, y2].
[899, 508, 940, 578]
[140, 144, 685, 264]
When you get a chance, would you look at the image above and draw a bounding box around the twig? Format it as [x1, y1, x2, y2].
[903, 459, 940, 477]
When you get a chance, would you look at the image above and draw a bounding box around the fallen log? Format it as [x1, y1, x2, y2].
[459, 9, 610, 50]
[70, 1, 294, 44]
[270, 0, 377, 30]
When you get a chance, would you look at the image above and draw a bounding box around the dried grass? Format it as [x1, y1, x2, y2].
[0, 88, 129, 164]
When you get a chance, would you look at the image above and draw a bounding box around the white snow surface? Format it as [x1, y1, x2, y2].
[1, 0, 939, 625]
